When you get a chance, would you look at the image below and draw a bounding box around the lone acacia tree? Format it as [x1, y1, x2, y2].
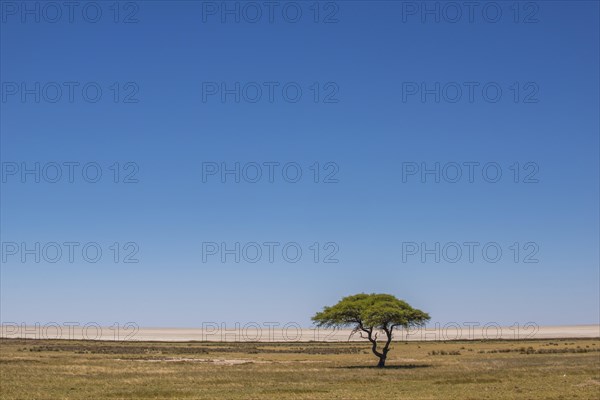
[312, 293, 430, 368]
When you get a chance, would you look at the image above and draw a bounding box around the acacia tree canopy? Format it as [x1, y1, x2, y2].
[312, 293, 430, 367]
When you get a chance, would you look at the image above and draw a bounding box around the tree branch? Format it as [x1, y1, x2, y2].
[364, 328, 383, 358]
[382, 325, 394, 355]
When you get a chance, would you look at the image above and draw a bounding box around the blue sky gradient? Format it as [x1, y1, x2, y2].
[1, 1, 599, 327]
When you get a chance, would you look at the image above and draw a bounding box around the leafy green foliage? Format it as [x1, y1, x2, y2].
[312, 293, 430, 331]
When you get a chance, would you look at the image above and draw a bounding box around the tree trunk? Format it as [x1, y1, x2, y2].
[376, 327, 393, 368]
[362, 326, 392, 368]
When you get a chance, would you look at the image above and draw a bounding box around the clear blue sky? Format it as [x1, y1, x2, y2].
[1, 1, 598, 328]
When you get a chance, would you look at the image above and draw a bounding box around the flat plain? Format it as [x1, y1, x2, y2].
[1, 337, 599, 399]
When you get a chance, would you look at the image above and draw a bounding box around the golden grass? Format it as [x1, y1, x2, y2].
[1, 338, 599, 399]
